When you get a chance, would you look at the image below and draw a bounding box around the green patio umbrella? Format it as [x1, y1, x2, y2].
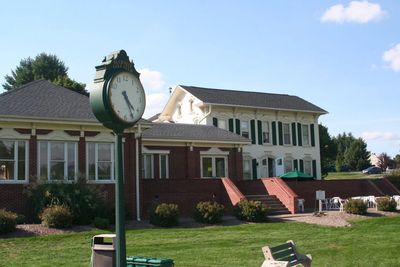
[280, 170, 314, 180]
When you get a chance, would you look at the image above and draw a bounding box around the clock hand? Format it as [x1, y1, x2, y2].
[122, 91, 135, 119]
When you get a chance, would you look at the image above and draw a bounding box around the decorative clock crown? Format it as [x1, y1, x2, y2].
[94, 50, 140, 83]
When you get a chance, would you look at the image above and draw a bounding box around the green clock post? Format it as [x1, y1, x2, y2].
[90, 50, 146, 267]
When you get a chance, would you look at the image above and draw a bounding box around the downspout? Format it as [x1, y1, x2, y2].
[135, 124, 141, 221]
[198, 105, 212, 124]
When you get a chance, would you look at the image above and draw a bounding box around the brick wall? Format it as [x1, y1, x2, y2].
[285, 179, 389, 209]
[140, 179, 231, 217]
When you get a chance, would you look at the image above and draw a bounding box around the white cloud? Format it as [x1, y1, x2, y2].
[143, 92, 170, 120]
[139, 68, 166, 92]
[321, 1, 386, 24]
[383, 43, 400, 72]
[361, 131, 400, 141]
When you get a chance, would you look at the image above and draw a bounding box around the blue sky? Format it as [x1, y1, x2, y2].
[1, 1, 399, 156]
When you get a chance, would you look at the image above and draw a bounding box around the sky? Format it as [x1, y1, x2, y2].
[0, 1, 399, 156]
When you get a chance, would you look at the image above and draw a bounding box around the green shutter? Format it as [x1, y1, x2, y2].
[293, 159, 298, 171]
[312, 160, 317, 178]
[212, 117, 218, 127]
[250, 120, 256, 144]
[299, 159, 304, 172]
[310, 124, 315, 147]
[252, 159, 258, 180]
[278, 121, 283, 146]
[272, 121, 277, 145]
[291, 122, 297, 146]
[228, 118, 234, 132]
[257, 120, 262, 145]
[297, 123, 302, 146]
[235, 119, 240, 135]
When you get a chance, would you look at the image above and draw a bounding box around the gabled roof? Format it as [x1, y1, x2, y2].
[0, 80, 150, 125]
[179, 85, 327, 114]
[143, 123, 250, 144]
[0, 80, 96, 121]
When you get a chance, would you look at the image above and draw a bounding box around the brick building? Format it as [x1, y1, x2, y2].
[0, 80, 249, 220]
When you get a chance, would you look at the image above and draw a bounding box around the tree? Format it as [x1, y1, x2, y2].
[333, 133, 370, 171]
[393, 154, 400, 169]
[377, 153, 395, 170]
[3, 53, 87, 95]
[344, 138, 370, 171]
[319, 124, 337, 177]
[334, 132, 355, 171]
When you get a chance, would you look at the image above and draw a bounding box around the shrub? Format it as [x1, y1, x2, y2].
[26, 177, 109, 225]
[234, 200, 268, 222]
[0, 209, 18, 234]
[94, 217, 110, 230]
[376, 197, 397, 212]
[150, 203, 179, 227]
[40, 205, 73, 229]
[344, 199, 368, 215]
[194, 201, 225, 224]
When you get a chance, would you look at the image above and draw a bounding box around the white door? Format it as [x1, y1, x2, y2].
[275, 157, 284, 177]
[260, 158, 268, 178]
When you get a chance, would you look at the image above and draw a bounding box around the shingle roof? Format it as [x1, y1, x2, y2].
[143, 123, 250, 143]
[180, 85, 327, 114]
[0, 80, 96, 121]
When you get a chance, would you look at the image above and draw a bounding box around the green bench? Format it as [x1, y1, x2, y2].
[261, 240, 312, 267]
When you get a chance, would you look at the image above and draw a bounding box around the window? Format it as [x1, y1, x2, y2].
[39, 141, 77, 181]
[243, 159, 251, 180]
[283, 123, 291, 145]
[304, 160, 312, 175]
[241, 121, 249, 138]
[218, 120, 227, 130]
[87, 143, 114, 181]
[159, 154, 169, 179]
[201, 156, 227, 178]
[0, 140, 28, 181]
[302, 125, 310, 146]
[143, 154, 154, 179]
[284, 158, 293, 173]
[262, 121, 270, 144]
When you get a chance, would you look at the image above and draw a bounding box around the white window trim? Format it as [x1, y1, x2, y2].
[200, 147, 229, 156]
[301, 124, 310, 147]
[242, 158, 252, 180]
[38, 141, 78, 182]
[143, 154, 154, 179]
[159, 154, 169, 179]
[86, 142, 115, 183]
[283, 123, 292, 146]
[262, 121, 271, 145]
[200, 155, 228, 178]
[0, 140, 29, 184]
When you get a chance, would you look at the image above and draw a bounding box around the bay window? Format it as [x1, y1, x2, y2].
[143, 154, 154, 179]
[0, 140, 28, 181]
[87, 143, 114, 181]
[159, 154, 169, 179]
[201, 155, 227, 178]
[38, 141, 77, 181]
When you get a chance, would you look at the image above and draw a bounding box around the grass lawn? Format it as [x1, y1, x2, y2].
[325, 171, 382, 180]
[1, 216, 400, 267]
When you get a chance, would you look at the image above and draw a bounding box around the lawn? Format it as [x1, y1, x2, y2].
[325, 171, 382, 180]
[1, 216, 400, 267]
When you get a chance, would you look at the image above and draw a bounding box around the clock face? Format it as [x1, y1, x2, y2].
[108, 72, 146, 124]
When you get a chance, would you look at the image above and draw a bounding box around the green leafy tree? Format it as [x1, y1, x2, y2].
[393, 154, 400, 169]
[344, 138, 370, 171]
[319, 124, 337, 177]
[3, 53, 87, 95]
[334, 132, 355, 171]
